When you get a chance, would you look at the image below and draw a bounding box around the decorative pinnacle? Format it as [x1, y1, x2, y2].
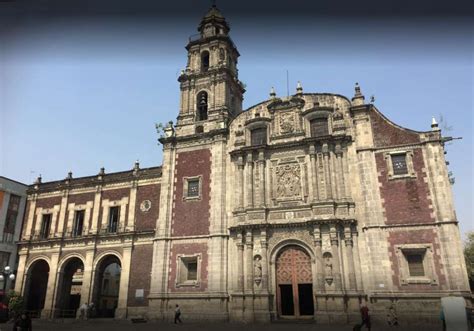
[431, 116, 440, 131]
[35, 174, 42, 184]
[99, 167, 105, 175]
[354, 82, 362, 96]
[296, 81, 303, 94]
[67, 171, 73, 180]
[270, 87, 276, 98]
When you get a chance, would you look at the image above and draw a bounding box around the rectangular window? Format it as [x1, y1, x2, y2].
[310, 118, 329, 137]
[178, 256, 199, 285]
[391, 154, 408, 175]
[187, 179, 200, 198]
[3, 194, 21, 236]
[73, 210, 85, 237]
[406, 252, 425, 277]
[0, 252, 10, 270]
[40, 214, 52, 239]
[251, 127, 267, 146]
[108, 207, 120, 233]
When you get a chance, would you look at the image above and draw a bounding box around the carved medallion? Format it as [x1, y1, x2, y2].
[275, 164, 301, 199]
[279, 113, 295, 134]
[140, 200, 152, 212]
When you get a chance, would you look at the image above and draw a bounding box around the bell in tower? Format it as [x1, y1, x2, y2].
[176, 3, 245, 137]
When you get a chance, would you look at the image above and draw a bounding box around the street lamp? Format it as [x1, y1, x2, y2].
[0, 266, 16, 292]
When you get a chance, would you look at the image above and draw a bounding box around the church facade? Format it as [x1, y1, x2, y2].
[14, 5, 470, 325]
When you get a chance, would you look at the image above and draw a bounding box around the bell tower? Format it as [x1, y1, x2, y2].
[176, 4, 245, 136]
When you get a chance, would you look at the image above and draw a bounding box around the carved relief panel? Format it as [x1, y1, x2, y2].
[270, 155, 308, 205]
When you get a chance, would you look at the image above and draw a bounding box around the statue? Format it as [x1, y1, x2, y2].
[254, 255, 262, 285]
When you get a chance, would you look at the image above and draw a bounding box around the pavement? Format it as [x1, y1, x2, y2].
[0, 318, 445, 331]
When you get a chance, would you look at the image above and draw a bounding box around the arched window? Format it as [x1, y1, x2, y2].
[251, 127, 267, 146]
[197, 91, 208, 121]
[310, 118, 329, 137]
[201, 51, 210, 72]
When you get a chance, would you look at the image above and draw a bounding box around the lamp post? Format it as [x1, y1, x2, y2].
[0, 266, 15, 293]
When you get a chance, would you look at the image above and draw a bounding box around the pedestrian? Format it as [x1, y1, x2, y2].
[174, 304, 182, 324]
[440, 308, 446, 331]
[360, 303, 372, 331]
[78, 302, 88, 320]
[12, 312, 32, 331]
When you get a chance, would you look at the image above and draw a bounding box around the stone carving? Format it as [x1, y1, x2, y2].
[323, 252, 333, 285]
[140, 200, 152, 212]
[280, 112, 295, 134]
[219, 48, 225, 61]
[275, 164, 301, 199]
[254, 255, 262, 285]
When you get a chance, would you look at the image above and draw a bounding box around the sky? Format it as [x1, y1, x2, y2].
[0, 0, 472, 235]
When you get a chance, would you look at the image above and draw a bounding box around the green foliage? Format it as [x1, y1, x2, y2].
[464, 231, 474, 281]
[7, 291, 24, 316]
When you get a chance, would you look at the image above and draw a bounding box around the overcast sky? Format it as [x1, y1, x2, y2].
[1, 0, 472, 235]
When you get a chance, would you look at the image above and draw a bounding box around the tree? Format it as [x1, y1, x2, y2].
[464, 231, 474, 291]
[7, 291, 24, 318]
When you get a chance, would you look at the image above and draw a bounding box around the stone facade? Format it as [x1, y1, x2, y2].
[15, 4, 470, 325]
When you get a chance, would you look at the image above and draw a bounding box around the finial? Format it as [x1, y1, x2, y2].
[270, 87, 276, 98]
[351, 82, 365, 105]
[98, 167, 105, 176]
[67, 171, 73, 180]
[354, 82, 361, 96]
[134, 160, 140, 169]
[35, 174, 42, 184]
[431, 116, 440, 131]
[370, 95, 375, 104]
[296, 81, 303, 95]
[211, 0, 216, 7]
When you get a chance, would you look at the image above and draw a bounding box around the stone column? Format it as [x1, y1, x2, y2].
[352, 229, 363, 290]
[42, 253, 60, 318]
[245, 231, 254, 292]
[260, 230, 269, 291]
[335, 145, 346, 199]
[341, 148, 350, 199]
[322, 144, 332, 200]
[246, 153, 254, 208]
[237, 233, 244, 292]
[23, 196, 37, 240]
[116, 245, 132, 318]
[257, 150, 265, 207]
[313, 225, 325, 292]
[90, 186, 102, 234]
[56, 191, 69, 236]
[127, 181, 138, 231]
[309, 145, 319, 201]
[330, 225, 342, 290]
[237, 156, 244, 210]
[14, 254, 28, 294]
[344, 225, 357, 290]
[80, 250, 95, 307]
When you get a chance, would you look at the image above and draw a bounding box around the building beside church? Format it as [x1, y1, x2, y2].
[14, 4, 470, 325]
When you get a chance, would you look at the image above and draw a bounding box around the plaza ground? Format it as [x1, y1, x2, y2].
[0, 319, 445, 331]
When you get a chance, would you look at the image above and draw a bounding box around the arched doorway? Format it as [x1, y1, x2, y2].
[276, 245, 314, 318]
[25, 260, 50, 315]
[56, 257, 84, 318]
[93, 255, 121, 318]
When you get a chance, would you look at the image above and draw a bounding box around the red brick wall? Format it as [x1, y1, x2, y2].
[128, 244, 153, 306]
[370, 109, 420, 147]
[376, 148, 434, 225]
[21, 200, 31, 238]
[171, 149, 211, 236]
[388, 229, 446, 290]
[168, 242, 208, 292]
[135, 184, 160, 231]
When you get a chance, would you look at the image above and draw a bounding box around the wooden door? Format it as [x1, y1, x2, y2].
[276, 246, 313, 318]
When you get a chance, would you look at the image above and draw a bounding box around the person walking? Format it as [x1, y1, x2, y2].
[360, 303, 372, 331]
[174, 304, 182, 324]
[12, 312, 32, 331]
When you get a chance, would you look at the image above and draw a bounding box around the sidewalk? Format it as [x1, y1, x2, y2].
[18, 319, 444, 331]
